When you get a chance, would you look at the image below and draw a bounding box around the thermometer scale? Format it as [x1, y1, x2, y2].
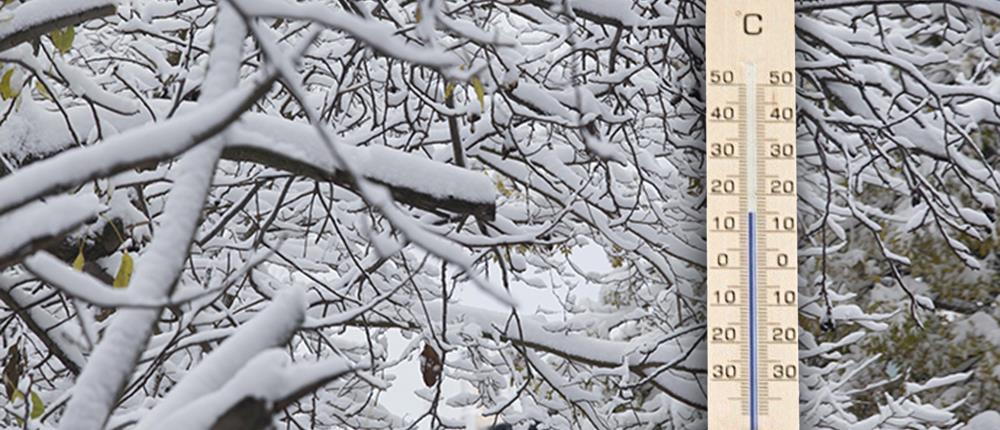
[706, 1, 798, 429]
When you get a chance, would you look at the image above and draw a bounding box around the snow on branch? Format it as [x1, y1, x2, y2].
[904, 372, 973, 397]
[23, 252, 221, 308]
[0, 103, 498, 218]
[0, 0, 116, 52]
[797, 0, 1000, 18]
[230, 0, 458, 68]
[0, 273, 86, 374]
[427, 302, 706, 408]
[0, 74, 276, 218]
[56, 7, 251, 429]
[436, 302, 703, 372]
[0, 0, 995, 427]
[150, 349, 357, 430]
[0, 194, 99, 268]
[521, 0, 645, 28]
[226, 116, 497, 219]
[136, 287, 308, 429]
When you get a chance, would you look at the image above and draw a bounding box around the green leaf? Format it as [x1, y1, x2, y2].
[29, 391, 43, 419]
[0, 67, 18, 100]
[49, 26, 75, 54]
[35, 79, 51, 100]
[7, 388, 41, 426]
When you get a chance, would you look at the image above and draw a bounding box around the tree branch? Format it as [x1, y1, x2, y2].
[0, 0, 116, 53]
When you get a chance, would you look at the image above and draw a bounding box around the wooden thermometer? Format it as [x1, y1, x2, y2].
[706, 1, 798, 429]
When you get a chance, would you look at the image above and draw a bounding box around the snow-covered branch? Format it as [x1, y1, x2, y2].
[0, 0, 116, 52]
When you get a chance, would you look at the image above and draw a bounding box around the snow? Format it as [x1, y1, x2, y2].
[231, 0, 458, 68]
[952, 312, 1000, 347]
[523, 349, 606, 427]
[438, 14, 516, 47]
[136, 287, 307, 429]
[56, 7, 250, 429]
[0, 273, 87, 373]
[150, 349, 288, 430]
[151, 349, 354, 430]
[227, 114, 496, 205]
[524, 0, 644, 27]
[511, 82, 578, 122]
[0, 82, 70, 162]
[0, 0, 115, 51]
[0, 0, 997, 428]
[0, 75, 270, 217]
[425, 301, 704, 383]
[800, 330, 866, 359]
[797, 0, 1000, 20]
[967, 411, 1000, 430]
[131, 37, 176, 79]
[0, 102, 497, 207]
[0, 194, 100, 263]
[303, 281, 404, 329]
[22, 252, 210, 308]
[54, 56, 140, 115]
[904, 372, 972, 396]
[363, 184, 513, 305]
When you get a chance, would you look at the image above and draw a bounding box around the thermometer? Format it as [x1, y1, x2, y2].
[706, 1, 798, 429]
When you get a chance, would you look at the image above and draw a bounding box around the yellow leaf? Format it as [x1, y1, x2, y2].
[415, 5, 422, 22]
[444, 82, 455, 99]
[113, 252, 133, 289]
[29, 390, 43, 419]
[49, 27, 75, 54]
[7, 389, 42, 424]
[72, 245, 85, 271]
[34, 79, 50, 100]
[495, 180, 512, 197]
[471, 76, 485, 112]
[0, 67, 17, 100]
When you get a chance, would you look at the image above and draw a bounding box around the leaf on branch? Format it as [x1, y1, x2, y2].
[472, 76, 485, 112]
[444, 81, 455, 99]
[0, 67, 18, 100]
[34, 79, 50, 100]
[49, 26, 75, 54]
[113, 251, 133, 288]
[29, 390, 44, 419]
[72, 243, 85, 271]
[420, 343, 441, 387]
[2, 343, 22, 398]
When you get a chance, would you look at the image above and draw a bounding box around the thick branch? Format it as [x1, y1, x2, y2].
[222, 144, 495, 220]
[0, 76, 277, 218]
[0, 0, 116, 52]
[0, 195, 99, 269]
